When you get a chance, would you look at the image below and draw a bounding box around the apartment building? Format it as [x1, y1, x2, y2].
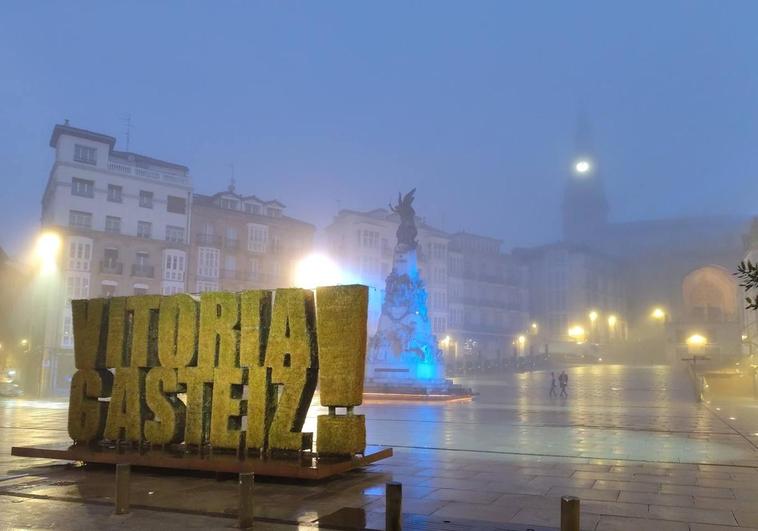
[188, 188, 315, 292]
[39, 122, 192, 394]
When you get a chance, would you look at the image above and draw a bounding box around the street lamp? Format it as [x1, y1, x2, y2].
[292, 253, 343, 289]
[34, 231, 62, 275]
[588, 311, 598, 323]
[687, 334, 707, 348]
[651, 307, 666, 321]
[530, 322, 538, 334]
[568, 325, 586, 343]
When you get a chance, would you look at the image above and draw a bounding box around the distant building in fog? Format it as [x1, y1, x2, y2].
[40, 122, 192, 394]
[523, 117, 748, 362]
[326, 209, 528, 363]
[188, 187, 315, 292]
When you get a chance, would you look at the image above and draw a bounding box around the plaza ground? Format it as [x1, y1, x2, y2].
[2, 365, 758, 530]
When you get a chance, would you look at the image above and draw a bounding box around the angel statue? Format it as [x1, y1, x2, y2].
[389, 188, 418, 249]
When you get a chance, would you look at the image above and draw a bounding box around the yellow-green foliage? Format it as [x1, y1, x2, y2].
[245, 366, 276, 451]
[104, 368, 147, 442]
[105, 297, 128, 368]
[177, 366, 214, 445]
[127, 295, 161, 367]
[315, 285, 368, 407]
[198, 292, 240, 368]
[239, 290, 272, 368]
[158, 294, 198, 368]
[72, 298, 108, 369]
[68, 369, 114, 442]
[144, 367, 186, 445]
[265, 289, 318, 452]
[210, 367, 246, 449]
[316, 414, 366, 455]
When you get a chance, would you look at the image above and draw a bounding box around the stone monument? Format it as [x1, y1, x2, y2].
[365, 189, 471, 398]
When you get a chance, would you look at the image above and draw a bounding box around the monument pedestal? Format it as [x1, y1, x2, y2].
[366, 243, 473, 400]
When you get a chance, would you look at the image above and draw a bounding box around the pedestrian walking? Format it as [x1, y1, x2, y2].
[549, 371, 558, 398]
[559, 370, 568, 398]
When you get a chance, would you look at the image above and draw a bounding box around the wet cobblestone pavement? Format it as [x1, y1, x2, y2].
[2, 364, 758, 530]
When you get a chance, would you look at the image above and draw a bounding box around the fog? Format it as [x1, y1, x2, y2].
[2, 1, 758, 254]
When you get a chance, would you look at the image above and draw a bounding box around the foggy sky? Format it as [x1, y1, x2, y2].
[1, 1, 757, 257]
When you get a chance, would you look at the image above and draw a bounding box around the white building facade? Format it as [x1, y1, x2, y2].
[39, 122, 192, 395]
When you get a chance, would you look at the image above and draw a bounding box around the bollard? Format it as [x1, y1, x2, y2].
[386, 481, 402, 531]
[239, 472, 255, 529]
[115, 463, 130, 515]
[561, 495, 580, 531]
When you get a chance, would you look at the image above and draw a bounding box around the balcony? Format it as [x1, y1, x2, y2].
[195, 233, 222, 246]
[131, 264, 155, 278]
[107, 161, 189, 185]
[100, 260, 123, 275]
[223, 237, 239, 250]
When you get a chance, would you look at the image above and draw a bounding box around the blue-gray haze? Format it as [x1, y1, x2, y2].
[1, 1, 757, 255]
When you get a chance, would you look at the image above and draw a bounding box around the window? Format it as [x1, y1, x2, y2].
[71, 178, 94, 198]
[196, 280, 219, 293]
[139, 190, 154, 208]
[101, 282, 117, 298]
[136, 251, 149, 266]
[103, 248, 119, 266]
[133, 285, 149, 295]
[225, 254, 236, 272]
[197, 247, 220, 278]
[68, 237, 92, 271]
[163, 250, 186, 282]
[250, 257, 262, 278]
[137, 221, 152, 239]
[267, 207, 282, 218]
[245, 203, 261, 215]
[270, 234, 281, 252]
[167, 195, 186, 214]
[105, 216, 121, 233]
[107, 184, 123, 203]
[66, 272, 90, 300]
[247, 223, 268, 253]
[360, 230, 380, 248]
[74, 144, 97, 165]
[166, 225, 185, 243]
[61, 306, 73, 348]
[220, 198, 238, 210]
[69, 210, 92, 229]
[162, 284, 182, 296]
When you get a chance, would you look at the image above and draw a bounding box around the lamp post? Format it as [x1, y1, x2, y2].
[32, 231, 62, 397]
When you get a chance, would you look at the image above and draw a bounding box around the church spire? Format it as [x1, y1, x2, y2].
[562, 111, 609, 245]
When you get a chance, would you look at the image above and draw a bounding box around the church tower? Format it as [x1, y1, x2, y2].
[562, 113, 609, 245]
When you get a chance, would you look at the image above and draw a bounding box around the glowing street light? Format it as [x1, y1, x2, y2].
[687, 334, 707, 348]
[588, 311, 598, 323]
[651, 307, 666, 321]
[292, 253, 343, 289]
[34, 231, 62, 275]
[568, 325, 586, 343]
[517, 335, 526, 346]
[575, 159, 592, 175]
[607, 314, 618, 327]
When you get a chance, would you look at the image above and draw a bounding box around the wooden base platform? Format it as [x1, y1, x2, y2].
[11, 443, 392, 480]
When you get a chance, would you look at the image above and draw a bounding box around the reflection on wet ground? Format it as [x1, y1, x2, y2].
[2, 364, 758, 530]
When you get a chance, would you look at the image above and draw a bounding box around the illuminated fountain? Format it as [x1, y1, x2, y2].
[365, 189, 472, 399]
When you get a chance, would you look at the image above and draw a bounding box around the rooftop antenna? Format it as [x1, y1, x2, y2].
[120, 113, 133, 151]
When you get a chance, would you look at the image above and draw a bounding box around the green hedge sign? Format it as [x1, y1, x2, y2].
[67, 285, 368, 456]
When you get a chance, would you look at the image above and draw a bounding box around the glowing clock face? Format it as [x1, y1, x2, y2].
[575, 159, 591, 174]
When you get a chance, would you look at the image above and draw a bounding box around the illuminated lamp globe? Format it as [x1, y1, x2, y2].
[292, 254, 343, 289]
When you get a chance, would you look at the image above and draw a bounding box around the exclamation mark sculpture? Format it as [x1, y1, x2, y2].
[315, 285, 368, 455]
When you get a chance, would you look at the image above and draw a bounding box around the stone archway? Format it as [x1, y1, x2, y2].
[682, 265, 737, 322]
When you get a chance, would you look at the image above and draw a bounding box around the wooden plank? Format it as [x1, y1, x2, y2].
[11, 443, 392, 480]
